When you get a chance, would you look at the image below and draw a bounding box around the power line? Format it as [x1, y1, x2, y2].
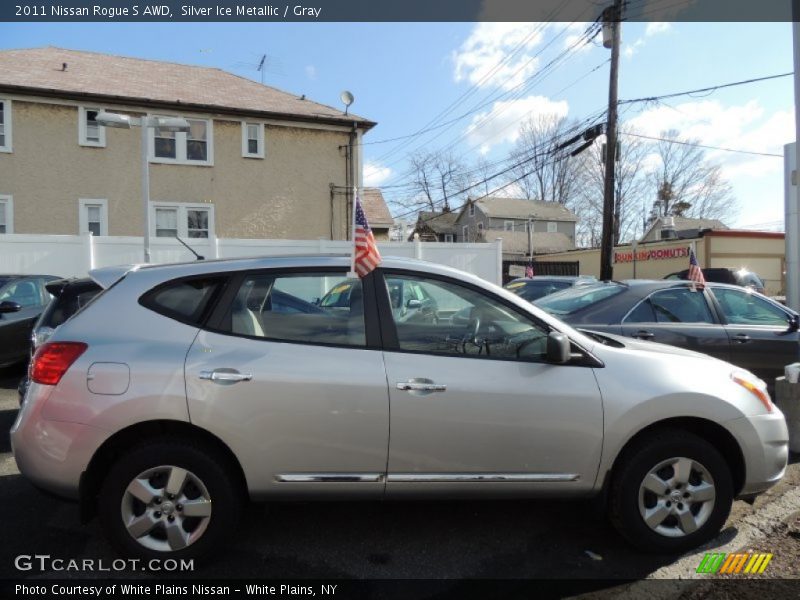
[619, 72, 793, 105]
[622, 132, 783, 158]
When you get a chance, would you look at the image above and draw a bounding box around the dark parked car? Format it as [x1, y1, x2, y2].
[535, 279, 800, 388]
[664, 268, 766, 295]
[505, 275, 597, 302]
[18, 277, 103, 402]
[0, 274, 61, 368]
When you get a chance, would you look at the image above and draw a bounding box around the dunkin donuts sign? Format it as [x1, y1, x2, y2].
[614, 246, 689, 263]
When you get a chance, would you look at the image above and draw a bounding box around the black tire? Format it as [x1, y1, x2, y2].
[98, 438, 243, 560]
[609, 429, 733, 554]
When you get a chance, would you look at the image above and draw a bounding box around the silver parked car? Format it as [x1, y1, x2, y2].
[12, 256, 788, 559]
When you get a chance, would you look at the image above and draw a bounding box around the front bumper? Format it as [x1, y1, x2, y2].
[726, 410, 789, 496]
[11, 384, 109, 500]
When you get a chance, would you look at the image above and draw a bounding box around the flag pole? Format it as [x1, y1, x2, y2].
[348, 185, 358, 278]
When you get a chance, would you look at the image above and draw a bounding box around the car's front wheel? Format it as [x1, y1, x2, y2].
[609, 429, 733, 553]
[98, 439, 242, 560]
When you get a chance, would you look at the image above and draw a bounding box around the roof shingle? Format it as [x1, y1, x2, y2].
[0, 47, 375, 128]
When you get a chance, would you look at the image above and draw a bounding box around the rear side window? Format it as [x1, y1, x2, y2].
[141, 277, 225, 325]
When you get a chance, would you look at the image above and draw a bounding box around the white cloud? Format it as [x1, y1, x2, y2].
[624, 22, 672, 59]
[305, 65, 317, 80]
[363, 161, 393, 187]
[645, 22, 671, 37]
[464, 95, 569, 153]
[626, 100, 793, 178]
[452, 23, 551, 91]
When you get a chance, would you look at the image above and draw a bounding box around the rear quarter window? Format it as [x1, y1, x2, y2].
[140, 276, 226, 325]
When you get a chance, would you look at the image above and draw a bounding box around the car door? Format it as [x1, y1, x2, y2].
[0, 277, 46, 365]
[184, 270, 389, 498]
[619, 286, 731, 363]
[709, 286, 800, 384]
[378, 271, 604, 497]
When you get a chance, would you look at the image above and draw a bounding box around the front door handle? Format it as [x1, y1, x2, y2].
[199, 369, 253, 383]
[732, 334, 751, 344]
[396, 379, 447, 393]
[634, 330, 655, 340]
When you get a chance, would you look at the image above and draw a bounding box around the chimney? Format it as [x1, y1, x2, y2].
[660, 216, 677, 240]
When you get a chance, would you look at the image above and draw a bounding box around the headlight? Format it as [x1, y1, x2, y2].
[731, 369, 772, 413]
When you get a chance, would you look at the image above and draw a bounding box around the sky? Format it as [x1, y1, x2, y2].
[0, 20, 794, 233]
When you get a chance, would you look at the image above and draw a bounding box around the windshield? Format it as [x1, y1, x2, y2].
[319, 281, 354, 308]
[535, 282, 625, 316]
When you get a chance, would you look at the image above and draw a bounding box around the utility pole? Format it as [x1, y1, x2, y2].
[599, 0, 622, 281]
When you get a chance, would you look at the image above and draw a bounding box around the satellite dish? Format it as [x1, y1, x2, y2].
[340, 90, 354, 115]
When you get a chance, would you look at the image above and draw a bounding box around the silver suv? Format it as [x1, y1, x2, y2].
[12, 256, 788, 559]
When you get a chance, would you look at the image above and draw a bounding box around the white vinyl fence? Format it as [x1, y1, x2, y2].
[0, 234, 503, 285]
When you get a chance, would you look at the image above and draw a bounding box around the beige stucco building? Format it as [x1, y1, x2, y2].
[535, 230, 787, 297]
[0, 47, 383, 242]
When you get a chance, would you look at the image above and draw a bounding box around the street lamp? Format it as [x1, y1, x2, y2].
[95, 111, 190, 263]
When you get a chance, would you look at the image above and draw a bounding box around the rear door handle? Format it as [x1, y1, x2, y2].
[199, 369, 253, 383]
[732, 334, 751, 344]
[396, 379, 447, 393]
[634, 330, 655, 340]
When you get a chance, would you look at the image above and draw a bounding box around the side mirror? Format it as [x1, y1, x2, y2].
[407, 299, 422, 309]
[0, 300, 22, 314]
[788, 314, 799, 332]
[546, 331, 571, 364]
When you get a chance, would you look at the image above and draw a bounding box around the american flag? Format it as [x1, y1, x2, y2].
[353, 193, 382, 278]
[688, 248, 706, 290]
[525, 263, 534, 278]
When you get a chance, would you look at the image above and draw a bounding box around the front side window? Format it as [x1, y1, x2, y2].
[151, 117, 212, 164]
[627, 288, 715, 324]
[0, 279, 42, 308]
[712, 287, 790, 326]
[242, 122, 264, 158]
[79, 107, 106, 147]
[225, 273, 365, 347]
[385, 274, 551, 361]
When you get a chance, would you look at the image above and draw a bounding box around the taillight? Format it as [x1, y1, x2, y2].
[31, 342, 88, 386]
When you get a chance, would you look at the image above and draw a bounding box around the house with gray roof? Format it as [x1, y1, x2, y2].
[454, 197, 577, 256]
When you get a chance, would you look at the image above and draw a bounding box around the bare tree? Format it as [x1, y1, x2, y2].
[403, 150, 469, 213]
[647, 130, 736, 223]
[508, 114, 582, 205]
[571, 126, 651, 246]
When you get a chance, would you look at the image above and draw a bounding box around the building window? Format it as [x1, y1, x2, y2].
[153, 202, 214, 239]
[0, 195, 13, 233]
[444, 234, 454, 243]
[79, 199, 108, 236]
[0, 99, 11, 152]
[462, 225, 469, 242]
[477, 222, 484, 232]
[79, 107, 106, 147]
[546, 221, 558, 233]
[468, 203, 475, 217]
[150, 117, 213, 165]
[241, 122, 265, 158]
[504, 221, 514, 231]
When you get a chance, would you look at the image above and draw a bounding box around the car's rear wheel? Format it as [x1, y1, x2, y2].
[609, 429, 733, 553]
[98, 439, 242, 560]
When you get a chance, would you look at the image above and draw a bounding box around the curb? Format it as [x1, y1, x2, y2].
[595, 484, 800, 600]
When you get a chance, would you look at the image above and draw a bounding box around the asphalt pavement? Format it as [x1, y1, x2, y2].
[0, 362, 796, 588]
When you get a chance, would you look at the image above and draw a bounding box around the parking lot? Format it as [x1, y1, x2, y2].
[1, 363, 797, 587]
